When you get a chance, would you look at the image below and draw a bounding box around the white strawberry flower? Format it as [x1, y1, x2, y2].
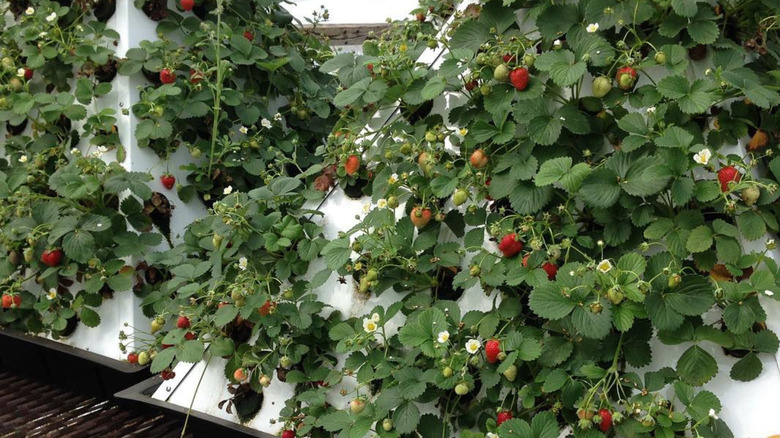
[586, 23, 599, 33]
[487, 434, 499, 438]
[16, 68, 25, 77]
[371, 313, 381, 323]
[239, 126, 248, 134]
[765, 290, 774, 296]
[693, 148, 712, 165]
[46, 12, 57, 22]
[388, 173, 398, 184]
[646, 106, 656, 115]
[223, 186, 233, 195]
[363, 317, 377, 333]
[553, 39, 562, 48]
[47, 288, 57, 300]
[465, 339, 481, 354]
[238, 257, 248, 271]
[70, 148, 80, 156]
[25, 7, 35, 15]
[596, 259, 613, 273]
[261, 118, 272, 129]
[273, 113, 283, 122]
[377, 199, 388, 209]
[18, 155, 28, 163]
[708, 409, 718, 420]
[437, 331, 450, 343]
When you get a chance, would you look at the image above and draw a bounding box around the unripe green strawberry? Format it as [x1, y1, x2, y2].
[280, 355, 292, 368]
[502, 364, 518, 381]
[442, 366, 453, 377]
[654, 51, 667, 65]
[23, 247, 33, 263]
[138, 351, 151, 365]
[382, 419, 393, 431]
[387, 196, 399, 208]
[590, 302, 603, 314]
[212, 233, 223, 248]
[480, 84, 492, 95]
[469, 265, 481, 277]
[425, 132, 437, 142]
[607, 287, 624, 305]
[668, 273, 681, 288]
[592, 76, 612, 98]
[494, 64, 509, 81]
[741, 185, 760, 206]
[454, 382, 469, 395]
[523, 53, 535, 67]
[350, 398, 366, 414]
[453, 189, 468, 206]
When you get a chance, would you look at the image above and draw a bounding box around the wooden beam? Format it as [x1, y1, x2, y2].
[301, 23, 390, 46]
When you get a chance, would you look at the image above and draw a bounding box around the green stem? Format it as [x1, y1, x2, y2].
[207, 8, 224, 178]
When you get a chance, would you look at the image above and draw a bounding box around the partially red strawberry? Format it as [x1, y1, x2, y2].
[465, 79, 478, 91]
[345, 155, 360, 176]
[485, 179, 493, 201]
[161, 343, 174, 349]
[177, 315, 191, 329]
[542, 262, 558, 280]
[161, 173, 175, 190]
[258, 300, 272, 316]
[410, 207, 432, 229]
[367, 64, 374, 74]
[189, 69, 203, 84]
[127, 353, 139, 364]
[281, 431, 295, 438]
[521, 253, 530, 267]
[598, 409, 613, 432]
[485, 339, 501, 363]
[498, 234, 523, 258]
[502, 54, 516, 64]
[180, 0, 194, 10]
[615, 66, 637, 91]
[509, 67, 529, 91]
[718, 165, 741, 192]
[415, 12, 425, 22]
[243, 30, 254, 41]
[159, 68, 176, 84]
[2, 294, 21, 309]
[497, 410, 513, 426]
[470, 149, 488, 168]
[23, 68, 33, 80]
[184, 331, 196, 340]
[233, 368, 248, 382]
[41, 248, 63, 267]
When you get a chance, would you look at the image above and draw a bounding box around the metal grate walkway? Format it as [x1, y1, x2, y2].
[0, 371, 190, 438]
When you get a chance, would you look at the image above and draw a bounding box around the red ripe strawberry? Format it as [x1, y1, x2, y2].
[258, 300, 272, 316]
[598, 408, 613, 432]
[159, 68, 176, 84]
[23, 68, 33, 80]
[345, 155, 360, 176]
[180, 0, 194, 10]
[243, 30, 254, 41]
[41, 248, 63, 267]
[281, 431, 295, 438]
[410, 207, 432, 229]
[498, 234, 523, 258]
[718, 165, 741, 192]
[189, 69, 203, 84]
[161, 368, 176, 380]
[470, 149, 488, 168]
[542, 262, 558, 280]
[161, 173, 175, 190]
[509, 67, 529, 91]
[184, 331, 196, 340]
[415, 12, 425, 22]
[367, 64, 374, 74]
[177, 315, 191, 329]
[485, 339, 501, 363]
[465, 79, 478, 91]
[485, 178, 493, 201]
[615, 66, 637, 91]
[2, 294, 21, 309]
[497, 410, 513, 426]
[161, 343, 173, 349]
[502, 54, 516, 64]
[127, 353, 139, 364]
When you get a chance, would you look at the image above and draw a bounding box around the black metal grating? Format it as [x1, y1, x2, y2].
[0, 372, 190, 438]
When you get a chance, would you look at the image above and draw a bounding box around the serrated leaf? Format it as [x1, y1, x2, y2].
[686, 225, 713, 253]
[529, 282, 575, 320]
[677, 345, 718, 386]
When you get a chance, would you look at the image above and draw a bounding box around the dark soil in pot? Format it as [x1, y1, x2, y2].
[193, 0, 217, 20]
[141, 0, 168, 21]
[435, 267, 463, 301]
[141, 67, 163, 85]
[92, 0, 116, 22]
[233, 389, 263, 423]
[343, 178, 369, 199]
[6, 119, 28, 136]
[92, 58, 118, 83]
[57, 315, 79, 338]
[225, 318, 254, 344]
[400, 100, 433, 125]
[9, 0, 30, 17]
